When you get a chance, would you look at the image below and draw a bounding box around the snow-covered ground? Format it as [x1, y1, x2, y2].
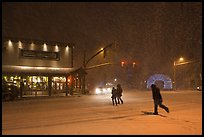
[2, 90, 202, 135]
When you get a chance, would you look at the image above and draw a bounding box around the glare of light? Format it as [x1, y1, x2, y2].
[36, 67, 45, 70]
[197, 86, 201, 90]
[100, 48, 104, 51]
[121, 61, 125, 67]
[114, 78, 117, 82]
[103, 88, 106, 92]
[20, 66, 53, 70]
[43, 43, 48, 51]
[49, 67, 60, 70]
[179, 57, 184, 62]
[18, 41, 23, 48]
[65, 46, 69, 52]
[30, 42, 35, 50]
[106, 88, 112, 94]
[8, 40, 12, 46]
[21, 66, 32, 69]
[55, 45, 59, 51]
[68, 79, 70, 82]
[133, 62, 136, 67]
[95, 88, 101, 94]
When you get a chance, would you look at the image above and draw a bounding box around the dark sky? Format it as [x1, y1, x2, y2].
[2, 2, 202, 88]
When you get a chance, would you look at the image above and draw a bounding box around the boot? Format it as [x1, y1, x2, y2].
[165, 107, 169, 113]
[121, 99, 123, 104]
[153, 112, 158, 115]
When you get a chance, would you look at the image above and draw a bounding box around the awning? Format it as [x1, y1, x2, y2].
[2, 65, 78, 76]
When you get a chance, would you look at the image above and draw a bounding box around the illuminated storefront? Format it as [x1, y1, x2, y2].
[2, 38, 86, 97]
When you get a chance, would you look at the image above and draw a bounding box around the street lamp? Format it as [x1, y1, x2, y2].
[173, 57, 184, 90]
[173, 57, 200, 90]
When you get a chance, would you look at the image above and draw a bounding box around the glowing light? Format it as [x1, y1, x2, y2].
[121, 61, 125, 67]
[36, 67, 45, 70]
[43, 43, 48, 51]
[18, 41, 23, 48]
[8, 40, 12, 46]
[65, 46, 69, 52]
[179, 57, 184, 62]
[49, 68, 60, 70]
[55, 45, 59, 51]
[30, 42, 35, 50]
[95, 88, 101, 95]
[95, 87, 111, 95]
[21, 66, 33, 69]
[133, 62, 136, 67]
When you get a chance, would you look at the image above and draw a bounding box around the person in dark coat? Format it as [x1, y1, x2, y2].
[111, 87, 118, 105]
[116, 84, 123, 104]
[151, 84, 169, 115]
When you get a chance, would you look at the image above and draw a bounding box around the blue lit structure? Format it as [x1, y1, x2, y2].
[147, 74, 172, 90]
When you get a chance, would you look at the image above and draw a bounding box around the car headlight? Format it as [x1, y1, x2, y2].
[95, 88, 101, 94]
[102, 88, 107, 92]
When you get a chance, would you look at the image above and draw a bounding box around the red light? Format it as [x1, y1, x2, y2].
[133, 62, 136, 67]
[121, 61, 125, 67]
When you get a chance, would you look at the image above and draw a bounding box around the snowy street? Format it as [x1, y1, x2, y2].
[2, 90, 202, 135]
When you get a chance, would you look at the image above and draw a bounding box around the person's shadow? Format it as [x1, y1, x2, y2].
[141, 111, 167, 117]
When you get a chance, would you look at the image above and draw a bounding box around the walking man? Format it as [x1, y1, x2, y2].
[116, 84, 123, 104]
[151, 84, 169, 115]
[111, 87, 118, 105]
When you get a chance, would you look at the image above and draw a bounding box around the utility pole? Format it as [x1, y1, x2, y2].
[82, 51, 86, 94]
[173, 61, 176, 90]
[81, 43, 114, 94]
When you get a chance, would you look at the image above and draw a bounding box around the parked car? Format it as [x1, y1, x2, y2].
[2, 83, 19, 101]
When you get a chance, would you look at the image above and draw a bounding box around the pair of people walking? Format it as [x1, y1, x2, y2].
[111, 84, 123, 106]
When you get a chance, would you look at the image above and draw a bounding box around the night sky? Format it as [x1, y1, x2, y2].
[2, 2, 202, 88]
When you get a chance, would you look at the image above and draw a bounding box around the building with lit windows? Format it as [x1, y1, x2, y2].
[2, 37, 86, 98]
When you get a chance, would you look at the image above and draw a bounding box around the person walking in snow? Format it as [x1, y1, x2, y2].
[111, 87, 118, 105]
[116, 84, 123, 104]
[151, 84, 169, 115]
